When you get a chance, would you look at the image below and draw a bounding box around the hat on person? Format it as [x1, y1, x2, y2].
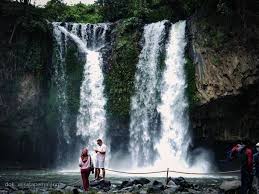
[256, 143, 259, 147]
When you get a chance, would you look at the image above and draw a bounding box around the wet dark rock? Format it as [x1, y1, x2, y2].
[120, 180, 134, 188]
[171, 177, 191, 189]
[164, 186, 178, 194]
[7, 185, 18, 191]
[99, 180, 111, 188]
[132, 178, 151, 185]
[205, 188, 218, 194]
[72, 188, 79, 194]
[90, 180, 111, 191]
[147, 180, 165, 193]
[90, 180, 100, 187]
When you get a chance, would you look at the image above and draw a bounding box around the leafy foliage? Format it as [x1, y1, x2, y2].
[43, 0, 102, 23]
[104, 18, 142, 117]
[184, 57, 199, 108]
[96, 0, 130, 22]
[96, 0, 207, 23]
[65, 46, 84, 114]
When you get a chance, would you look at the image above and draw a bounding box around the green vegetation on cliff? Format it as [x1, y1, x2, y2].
[104, 18, 142, 117]
[65, 46, 84, 114]
[185, 57, 199, 108]
[96, 0, 205, 23]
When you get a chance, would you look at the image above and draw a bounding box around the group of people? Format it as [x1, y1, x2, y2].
[79, 139, 107, 192]
[78, 139, 259, 193]
[229, 141, 259, 194]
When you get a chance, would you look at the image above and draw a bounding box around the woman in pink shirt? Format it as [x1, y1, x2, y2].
[79, 148, 93, 191]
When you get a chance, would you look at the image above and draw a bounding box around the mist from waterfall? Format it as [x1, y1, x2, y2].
[129, 21, 211, 174]
[52, 23, 109, 163]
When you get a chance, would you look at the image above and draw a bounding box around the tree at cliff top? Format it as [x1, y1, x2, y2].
[43, 0, 102, 23]
[95, 0, 207, 22]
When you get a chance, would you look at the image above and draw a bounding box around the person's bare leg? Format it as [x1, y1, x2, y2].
[102, 168, 105, 179]
[97, 168, 101, 180]
[95, 168, 98, 180]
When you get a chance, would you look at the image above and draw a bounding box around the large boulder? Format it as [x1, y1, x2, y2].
[90, 180, 111, 191]
[132, 178, 151, 185]
[165, 180, 180, 193]
[171, 177, 191, 189]
[147, 180, 165, 193]
[119, 180, 134, 189]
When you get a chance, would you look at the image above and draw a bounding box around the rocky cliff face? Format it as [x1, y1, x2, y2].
[187, 0, 259, 159]
[0, 2, 56, 168]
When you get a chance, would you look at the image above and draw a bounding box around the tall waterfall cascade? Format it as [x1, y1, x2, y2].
[129, 20, 210, 173]
[53, 24, 70, 145]
[52, 22, 109, 158]
[129, 21, 167, 167]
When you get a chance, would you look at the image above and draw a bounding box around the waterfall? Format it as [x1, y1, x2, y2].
[129, 20, 210, 173]
[155, 21, 191, 170]
[53, 23, 70, 144]
[75, 24, 108, 154]
[52, 22, 109, 160]
[129, 21, 167, 167]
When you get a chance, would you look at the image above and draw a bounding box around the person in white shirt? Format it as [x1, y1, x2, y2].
[94, 139, 107, 180]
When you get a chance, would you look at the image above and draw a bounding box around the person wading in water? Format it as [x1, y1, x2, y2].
[79, 148, 94, 192]
[94, 139, 107, 180]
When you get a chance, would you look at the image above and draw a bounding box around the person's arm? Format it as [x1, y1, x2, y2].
[79, 158, 82, 167]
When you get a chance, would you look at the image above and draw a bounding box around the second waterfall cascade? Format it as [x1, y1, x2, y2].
[129, 20, 211, 173]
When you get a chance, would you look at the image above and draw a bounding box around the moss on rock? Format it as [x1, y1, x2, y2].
[104, 17, 143, 118]
[184, 57, 199, 108]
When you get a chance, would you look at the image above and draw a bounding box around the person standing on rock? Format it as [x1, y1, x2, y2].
[230, 140, 254, 194]
[254, 143, 259, 194]
[79, 148, 94, 192]
[94, 139, 107, 180]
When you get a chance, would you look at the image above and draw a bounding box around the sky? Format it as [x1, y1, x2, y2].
[33, 0, 95, 6]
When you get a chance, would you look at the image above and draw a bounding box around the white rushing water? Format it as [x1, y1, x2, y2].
[53, 24, 70, 144]
[52, 23, 108, 158]
[129, 21, 167, 167]
[129, 21, 210, 174]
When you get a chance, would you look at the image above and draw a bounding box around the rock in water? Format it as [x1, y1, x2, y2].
[57, 183, 66, 189]
[167, 180, 177, 187]
[164, 186, 179, 194]
[219, 180, 241, 192]
[165, 180, 180, 193]
[119, 180, 134, 189]
[171, 177, 191, 189]
[132, 178, 151, 185]
[90, 179, 111, 191]
[147, 180, 165, 193]
[64, 186, 75, 192]
[99, 180, 111, 188]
